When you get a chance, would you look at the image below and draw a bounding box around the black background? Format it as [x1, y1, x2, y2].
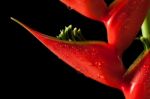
[6, 0, 144, 98]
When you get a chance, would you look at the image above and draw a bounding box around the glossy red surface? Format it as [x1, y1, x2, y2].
[106, 0, 150, 55]
[13, 20, 125, 88]
[122, 51, 150, 99]
[60, 0, 108, 22]
[11, 0, 150, 98]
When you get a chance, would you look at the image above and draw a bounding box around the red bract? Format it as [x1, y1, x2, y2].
[106, 0, 150, 55]
[122, 51, 150, 99]
[11, 17, 125, 89]
[12, 0, 150, 98]
[61, 0, 150, 55]
[60, 0, 108, 22]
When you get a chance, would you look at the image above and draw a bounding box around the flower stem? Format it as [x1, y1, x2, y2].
[141, 10, 150, 50]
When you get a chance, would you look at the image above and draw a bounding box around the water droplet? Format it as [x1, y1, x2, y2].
[98, 74, 104, 79]
[143, 65, 149, 76]
[67, 6, 72, 10]
[95, 62, 102, 66]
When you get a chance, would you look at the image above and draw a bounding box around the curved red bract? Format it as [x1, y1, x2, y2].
[12, 0, 150, 98]
[11, 18, 125, 88]
[60, 0, 108, 22]
[60, 0, 150, 55]
[122, 51, 150, 99]
[106, 0, 150, 55]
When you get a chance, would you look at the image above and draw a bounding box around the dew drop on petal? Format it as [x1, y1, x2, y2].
[97, 74, 104, 79]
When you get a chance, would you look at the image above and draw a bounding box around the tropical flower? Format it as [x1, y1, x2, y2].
[11, 0, 150, 99]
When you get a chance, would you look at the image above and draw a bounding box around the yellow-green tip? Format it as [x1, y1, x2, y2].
[10, 17, 35, 34]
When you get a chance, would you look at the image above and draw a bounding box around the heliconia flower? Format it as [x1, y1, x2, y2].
[11, 0, 150, 98]
[121, 51, 150, 99]
[11, 17, 125, 89]
[60, 0, 150, 55]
